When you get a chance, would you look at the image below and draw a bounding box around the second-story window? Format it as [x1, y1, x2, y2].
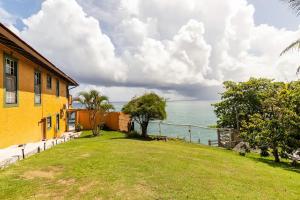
[34, 71, 41, 104]
[56, 79, 60, 97]
[5, 56, 18, 105]
[47, 75, 52, 89]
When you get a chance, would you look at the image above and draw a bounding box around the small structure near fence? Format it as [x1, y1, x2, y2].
[217, 128, 241, 148]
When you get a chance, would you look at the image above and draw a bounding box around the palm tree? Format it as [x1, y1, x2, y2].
[280, 0, 300, 75]
[76, 90, 114, 136]
[282, 0, 300, 14]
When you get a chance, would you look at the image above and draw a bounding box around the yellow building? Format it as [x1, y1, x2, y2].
[0, 23, 78, 148]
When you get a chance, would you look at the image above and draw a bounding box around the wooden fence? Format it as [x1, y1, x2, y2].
[67, 109, 131, 132]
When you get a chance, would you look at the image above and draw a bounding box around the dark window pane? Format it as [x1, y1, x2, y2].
[34, 71, 41, 104]
[5, 57, 17, 104]
[47, 75, 52, 89]
[56, 80, 60, 97]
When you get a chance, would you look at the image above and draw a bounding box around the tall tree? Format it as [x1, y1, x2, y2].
[76, 90, 114, 136]
[241, 82, 286, 162]
[215, 78, 300, 162]
[213, 78, 273, 130]
[122, 93, 167, 138]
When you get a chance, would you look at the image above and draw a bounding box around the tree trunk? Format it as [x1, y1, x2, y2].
[141, 122, 148, 138]
[90, 111, 100, 137]
[92, 127, 100, 136]
[273, 147, 280, 163]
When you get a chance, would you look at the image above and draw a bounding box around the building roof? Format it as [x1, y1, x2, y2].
[0, 23, 78, 86]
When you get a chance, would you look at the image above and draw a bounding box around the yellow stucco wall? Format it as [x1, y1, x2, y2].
[0, 44, 70, 148]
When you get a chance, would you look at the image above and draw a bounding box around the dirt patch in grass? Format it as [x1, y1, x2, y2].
[79, 181, 100, 193]
[114, 181, 155, 199]
[21, 166, 63, 180]
[57, 178, 76, 185]
[33, 193, 64, 200]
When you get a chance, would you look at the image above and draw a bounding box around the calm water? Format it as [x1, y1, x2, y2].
[113, 101, 218, 144]
[73, 101, 217, 144]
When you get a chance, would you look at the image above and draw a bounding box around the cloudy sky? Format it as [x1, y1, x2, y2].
[1, 0, 300, 101]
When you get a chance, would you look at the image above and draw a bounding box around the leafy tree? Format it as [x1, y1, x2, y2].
[213, 78, 273, 130]
[215, 78, 300, 162]
[76, 90, 114, 136]
[122, 93, 167, 138]
[241, 82, 286, 162]
[281, 81, 300, 154]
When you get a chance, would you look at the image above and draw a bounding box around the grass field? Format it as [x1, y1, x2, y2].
[0, 131, 299, 200]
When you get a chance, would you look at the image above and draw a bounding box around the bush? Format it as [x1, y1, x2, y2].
[75, 123, 83, 132]
[239, 149, 246, 156]
[101, 123, 112, 131]
[126, 131, 142, 138]
[259, 145, 269, 157]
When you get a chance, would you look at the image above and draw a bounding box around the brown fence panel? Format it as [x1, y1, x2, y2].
[71, 110, 131, 132]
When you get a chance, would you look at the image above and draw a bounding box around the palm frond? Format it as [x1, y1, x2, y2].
[280, 39, 300, 56]
[282, 0, 300, 15]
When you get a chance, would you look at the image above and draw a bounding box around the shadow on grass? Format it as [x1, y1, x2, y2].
[80, 134, 95, 139]
[248, 156, 300, 174]
[78, 132, 151, 141]
[110, 135, 154, 142]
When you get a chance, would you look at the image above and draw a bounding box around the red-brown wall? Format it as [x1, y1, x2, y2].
[73, 110, 131, 132]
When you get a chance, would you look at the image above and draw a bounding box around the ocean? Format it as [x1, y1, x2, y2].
[113, 101, 218, 144]
[73, 100, 218, 144]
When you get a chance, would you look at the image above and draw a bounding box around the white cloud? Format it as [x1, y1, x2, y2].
[123, 19, 214, 87]
[73, 84, 187, 102]
[0, 7, 15, 24]
[107, 0, 300, 91]
[0, 7, 20, 35]
[20, 0, 127, 85]
[2, 0, 300, 100]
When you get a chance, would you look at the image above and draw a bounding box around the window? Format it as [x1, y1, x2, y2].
[56, 79, 60, 97]
[4, 56, 18, 104]
[46, 75, 52, 89]
[56, 114, 60, 131]
[46, 116, 52, 129]
[34, 71, 41, 104]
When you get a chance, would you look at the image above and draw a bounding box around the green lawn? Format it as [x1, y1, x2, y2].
[0, 131, 299, 200]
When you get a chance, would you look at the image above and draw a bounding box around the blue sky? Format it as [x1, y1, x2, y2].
[0, 0, 41, 18]
[248, 0, 300, 30]
[1, 0, 300, 101]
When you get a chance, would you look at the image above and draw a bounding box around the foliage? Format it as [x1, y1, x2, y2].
[282, 0, 300, 15]
[213, 78, 273, 129]
[126, 130, 143, 139]
[76, 90, 114, 136]
[122, 93, 167, 138]
[214, 78, 300, 162]
[75, 123, 83, 132]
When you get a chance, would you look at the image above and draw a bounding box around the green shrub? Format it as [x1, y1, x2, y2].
[126, 131, 142, 138]
[75, 123, 83, 132]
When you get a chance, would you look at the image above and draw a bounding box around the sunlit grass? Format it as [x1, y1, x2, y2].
[0, 131, 299, 199]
